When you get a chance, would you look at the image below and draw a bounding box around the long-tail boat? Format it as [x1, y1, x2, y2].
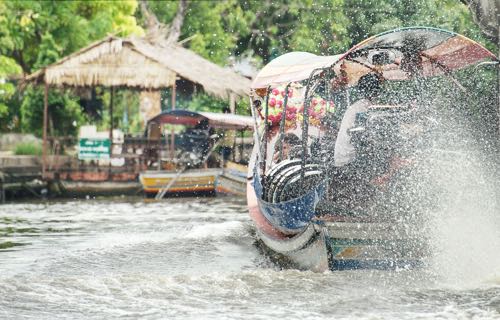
[247, 27, 499, 271]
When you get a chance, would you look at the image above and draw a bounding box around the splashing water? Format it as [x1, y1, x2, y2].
[395, 95, 500, 288]
[424, 147, 500, 287]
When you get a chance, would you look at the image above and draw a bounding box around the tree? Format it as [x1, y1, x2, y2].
[0, 0, 142, 134]
[236, 0, 350, 63]
[0, 56, 21, 129]
[144, 0, 250, 65]
[343, 0, 493, 49]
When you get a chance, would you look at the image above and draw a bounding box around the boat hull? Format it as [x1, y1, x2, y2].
[215, 162, 247, 196]
[247, 176, 425, 271]
[139, 168, 221, 196]
[324, 221, 424, 270]
[256, 223, 329, 272]
[58, 180, 142, 196]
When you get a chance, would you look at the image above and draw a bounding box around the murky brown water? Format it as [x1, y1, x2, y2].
[0, 197, 499, 319]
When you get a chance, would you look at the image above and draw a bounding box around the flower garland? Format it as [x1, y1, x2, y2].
[260, 85, 335, 128]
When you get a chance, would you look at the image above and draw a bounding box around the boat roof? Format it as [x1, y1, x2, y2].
[338, 27, 498, 86]
[252, 27, 497, 90]
[251, 52, 342, 89]
[147, 109, 254, 130]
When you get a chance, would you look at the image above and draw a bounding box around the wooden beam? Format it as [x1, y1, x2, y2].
[158, 123, 163, 171]
[109, 87, 114, 179]
[171, 77, 176, 110]
[42, 81, 48, 179]
[229, 92, 236, 114]
[109, 87, 115, 145]
[170, 77, 176, 160]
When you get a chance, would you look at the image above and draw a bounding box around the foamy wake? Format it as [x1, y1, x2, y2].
[183, 221, 246, 239]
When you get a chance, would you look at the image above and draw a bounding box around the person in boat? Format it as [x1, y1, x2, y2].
[328, 73, 384, 211]
[311, 112, 339, 165]
[180, 118, 211, 165]
[334, 72, 382, 168]
[273, 132, 301, 163]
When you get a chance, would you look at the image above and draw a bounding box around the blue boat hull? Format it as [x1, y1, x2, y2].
[253, 171, 326, 234]
[248, 174, 425, 272]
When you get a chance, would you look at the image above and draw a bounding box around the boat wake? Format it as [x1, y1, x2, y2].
[183, 220, 248, 240]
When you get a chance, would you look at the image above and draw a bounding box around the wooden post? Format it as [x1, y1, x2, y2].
[109, 87, 114, 146]
[158, 123, 163, 171]
[229, 92, 236, 114]
[170, 76, 176, 161]
[171, 77, 176, 110]
[0, 171, 5, 203]
[42, 81, 49, 179]
[109, 87, 114, 179]
[239, 130, 244, 163]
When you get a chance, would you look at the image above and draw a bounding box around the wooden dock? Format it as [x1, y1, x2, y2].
[0, 155, 46, 202]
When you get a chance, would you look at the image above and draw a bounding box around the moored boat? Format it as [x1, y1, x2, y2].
[139, 109, 253, 198]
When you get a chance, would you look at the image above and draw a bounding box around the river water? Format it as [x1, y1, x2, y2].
[0, 197, 499, 319]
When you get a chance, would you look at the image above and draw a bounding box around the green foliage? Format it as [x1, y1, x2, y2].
[186, 93, 229, 112]
[233, 0, 350, 63]
[0, 0, 142, 135]
[0, 0, 142, 74]
[288, 0, 350, 55]
[14, 142, 42, 156]
[147, 0, 249, 65]
[0, 55, 21, 120]
[20, 86, 86, 137]
[145, 0, 491, 64]
[343, 0, 493, 48]
[98, 89, 143, 134]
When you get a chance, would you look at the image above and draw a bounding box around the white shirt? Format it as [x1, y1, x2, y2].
[334, 98, 370, 166]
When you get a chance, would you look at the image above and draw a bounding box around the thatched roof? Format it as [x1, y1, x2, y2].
[26, 36, 251, 99]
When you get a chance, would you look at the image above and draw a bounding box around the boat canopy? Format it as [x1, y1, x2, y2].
[147, 109, 254, 130]
[252, 28, 497, 91]
[251, 52, 342, 89]
[337, 27, 498, 86]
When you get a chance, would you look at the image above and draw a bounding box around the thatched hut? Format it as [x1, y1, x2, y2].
[27, 36, 250, 98]
[25, 35, 252, 177]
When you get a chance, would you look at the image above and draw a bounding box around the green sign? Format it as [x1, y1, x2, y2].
[78, 138, 110, 160]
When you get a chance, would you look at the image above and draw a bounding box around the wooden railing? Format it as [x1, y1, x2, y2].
[42, 135, 253, 181]
[42, 136, 169, 181]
